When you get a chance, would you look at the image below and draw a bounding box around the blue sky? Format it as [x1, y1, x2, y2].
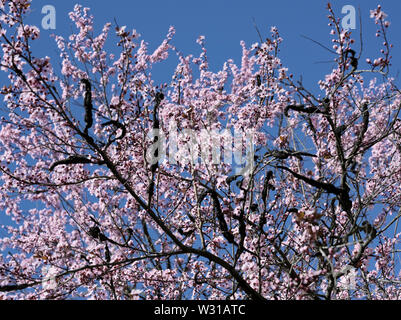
[23, 0, 401, 93]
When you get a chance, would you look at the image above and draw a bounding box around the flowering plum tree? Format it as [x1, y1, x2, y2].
[0, 1, 400, 300]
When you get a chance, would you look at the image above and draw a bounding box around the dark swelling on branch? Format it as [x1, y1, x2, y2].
[105, 243, 111, 263]
[226, 174, 241, 185]
[259, 170, 274, 230]
[151, 91, 163, 172]
[278, 166, 353, 215]
[269, 149, 317, 161]
[277, 166, 343, 195]
[261, 170, 274, 207]
[0, 282, 35, 292]
[210, 190, 235, 244]
[284, 104, 326, 117]
[345, 49, 358, 70]
[49, 155, 105, 171]
[88, 226, 117, 263]
[147, 91, 164, 206]
[88, 225, 120, 246]
[11, 55, 26, 82]
[347, 102, 369, 165]
[361, 221, 377, 239]
[198, 189, 235, 244]
[80, 78, 93, 135]
[101, 119, 127, 149]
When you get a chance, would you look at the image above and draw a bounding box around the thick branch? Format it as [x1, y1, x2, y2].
[277, 166, 342, 195]
[284, 104, 325, 117]
[49, 155, 104, 171]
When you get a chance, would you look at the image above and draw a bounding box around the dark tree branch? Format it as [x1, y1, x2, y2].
[347, 102, 369, 164]
[284, 104, 325, 117]
[80, 78, 93, 135]
[101, 120, 127, 149]
[0, 282, 36, 292]
[270, 149, 316, 161]
[277, 166, 343, 195]
[49, 155, 104, 171]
